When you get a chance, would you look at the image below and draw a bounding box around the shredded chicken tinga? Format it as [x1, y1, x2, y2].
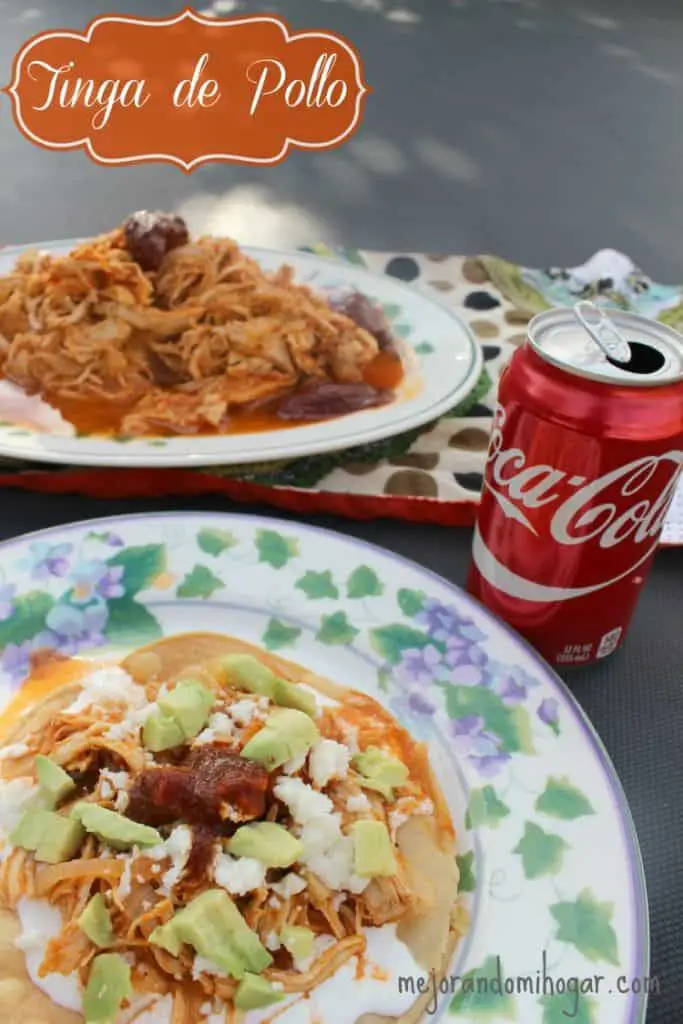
[0, 633, 463, 1024]
[0, 212, 404, 438]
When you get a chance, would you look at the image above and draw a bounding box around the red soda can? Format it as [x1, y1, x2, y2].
[466, 302, 683, 666]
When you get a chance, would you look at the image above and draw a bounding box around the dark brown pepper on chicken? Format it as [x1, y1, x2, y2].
[124, 211, 189, 272]
[126, 745, 269, 826]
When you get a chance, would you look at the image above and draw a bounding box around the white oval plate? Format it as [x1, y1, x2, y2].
[0, 241, 482, 467]
[0, 512, 648, 1024]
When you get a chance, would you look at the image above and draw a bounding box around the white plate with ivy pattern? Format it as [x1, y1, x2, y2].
[0, 241, 481, 467]
[0, 512, 648, 1024]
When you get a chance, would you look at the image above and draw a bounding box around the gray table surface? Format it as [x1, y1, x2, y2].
[1, 1, 683, 1021]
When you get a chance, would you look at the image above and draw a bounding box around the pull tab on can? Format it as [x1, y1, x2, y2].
[573, 301, 632, 365]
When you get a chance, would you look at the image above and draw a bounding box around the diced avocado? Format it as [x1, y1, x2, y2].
[10, 809, 84, 863]
[168, 889, 272, 979]
[143, 711, 185, 752]
[234, 972, 284, 1011]
[71, 803, 161, 850]
[353, 747, 409, 802]
[150, 920, 182, 957]
[280, 925, 314, 963]
[35, 755, 76, 807]
[352, 820, 398, 877]
[240, 708, 319, 771]
[271, 678, 317, 718]
[9, 809, 55, 850]
[226, 822, 303, 868]
[213, 654, 277, 698]
[79, 894, 114, 948]
[83, 953, 132, 1024]
[36, 815, 85, 864]
[158, 680, 215, 739]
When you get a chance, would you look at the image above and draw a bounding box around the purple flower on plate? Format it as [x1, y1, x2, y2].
[494, 674, 528, 705]
[70, 561, 124, 604]
[450, 715, 511, 777]
[44, 602, 108, 655]
[95, 565, 125, 600]
[0, 641, 32, 686]
[538, 697, 560, 733]
[417, 600, 473, 643]
[388, 693, 437, 741]
[103, 533, 125, 548]
[443, 632, 488, 687]
[396, 644, 443, 686]
[0, 584, 16, 623]
[23, 541, 73, 581]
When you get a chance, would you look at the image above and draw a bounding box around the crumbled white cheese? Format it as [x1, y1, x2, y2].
[99, 769, 130, 801]
[274, 777, 333, 824]
[300, 813, 343, 858]
[346, 793, 372, 814]
[265, 930, 281, 951]
[116, 855, 134, 901]
[195, 712, 235, 746]
[229, 698, 268, 727]
[214, 852, 266, 896]
[305, 835, 356, 891]
[0, 777, 38, 839]
[192, 956, 228, 980]
[271, 981, 285, 992]
[268, 895, 280, 908]
[340, 722, 360, 754]
[105, 700, 158, 742]
[309, 739, 350, 789]
[160, 826, 192, 895]
[145, 826, 193, 896]
[209, 712, 235, 737]
[194, 728, 215, 745]
[269, 872, 307, 898]
[0, 741, 29, 760]
[282, 749, 308, 775]
[64, 667, 147, 716]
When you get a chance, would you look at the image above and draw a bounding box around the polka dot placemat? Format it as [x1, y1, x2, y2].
[0, 245, 681, 540]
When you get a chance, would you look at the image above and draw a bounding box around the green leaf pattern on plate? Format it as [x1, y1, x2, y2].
[295, 571, 339, 600]
[535, 778, 595, 821]
[197, 528, 238, 557]
[551, 890, 620, 966]
[176, 565, 224, 600]
[450, 956, 517, 1019]
[513, 822, 568, 879]
[256, 529, 299, 569]
[539, 993, 598, 1024]
[0, 517, 641, 1024]
[466, 786, 510, 829]
[262, 618, 302, 651]
[456, 850, 477, 893]
[346, 566, 383, 599]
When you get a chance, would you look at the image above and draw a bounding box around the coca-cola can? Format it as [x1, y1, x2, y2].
[466, 305, 683, 666]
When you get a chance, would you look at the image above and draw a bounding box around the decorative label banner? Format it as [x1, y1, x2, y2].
[3, 7, 369, 170]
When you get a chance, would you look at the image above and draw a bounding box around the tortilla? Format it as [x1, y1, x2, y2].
[0, 632, 465, 1023]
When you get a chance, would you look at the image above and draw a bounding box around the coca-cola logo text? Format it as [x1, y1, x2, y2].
[485, 404, 683, 551]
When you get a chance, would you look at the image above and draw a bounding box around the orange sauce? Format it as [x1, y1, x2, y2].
[0, 656, 95, 741]
[33, 351, 405, 439]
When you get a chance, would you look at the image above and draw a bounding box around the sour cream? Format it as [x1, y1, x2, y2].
[245, 923, 425, 1024]
[16, 898, 82, 1012]
[0, 380, 75, 436]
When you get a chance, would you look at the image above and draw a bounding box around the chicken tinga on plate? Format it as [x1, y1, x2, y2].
[0, 213, 405, 438]
[0, 633, 463, 1024]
